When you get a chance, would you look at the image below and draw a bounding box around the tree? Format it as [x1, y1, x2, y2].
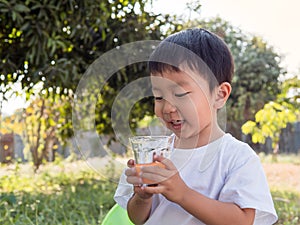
[241, 76, 300, 155]
[184, 17, 285, 138]
[23, 87, 72, 170]
[0, 0, 171, 90]
[241, 101, 297, 151]
[0, 0, 176, 149]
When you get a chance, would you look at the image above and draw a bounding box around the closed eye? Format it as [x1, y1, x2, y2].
[154, 96, 163, 101]
[175, 92, 190, 97]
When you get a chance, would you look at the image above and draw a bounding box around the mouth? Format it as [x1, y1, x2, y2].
[169, 120, 184, 130]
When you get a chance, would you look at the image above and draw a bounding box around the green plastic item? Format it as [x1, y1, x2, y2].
[102, 204, 134, 225]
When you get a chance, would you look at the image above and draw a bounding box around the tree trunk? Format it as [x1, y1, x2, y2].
[32, 99, 46, 172]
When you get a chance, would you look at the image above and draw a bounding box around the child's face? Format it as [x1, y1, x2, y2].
[151, 69, 216, 145]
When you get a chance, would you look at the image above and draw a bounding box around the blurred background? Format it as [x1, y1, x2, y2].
[0, 0, 299, 224]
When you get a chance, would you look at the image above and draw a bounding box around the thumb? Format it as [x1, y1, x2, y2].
[153, 154, 176, 170]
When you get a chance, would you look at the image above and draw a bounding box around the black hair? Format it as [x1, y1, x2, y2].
[148, 28, 234, 91]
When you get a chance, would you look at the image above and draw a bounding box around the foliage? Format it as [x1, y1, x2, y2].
[272, 190, 300, 225]
[0, 161, 118, 224]
[0, 0, 176, 141]
[0, 111, 23, 134]
[184, 17, 285, 138]
[242, 77, 300, 151]
[23, 86, 72, 170]
[277, 76, 300, 108]
[242, 101, 297, 148]
[0, 0, 291, 157]
[0, 0, 165, 90]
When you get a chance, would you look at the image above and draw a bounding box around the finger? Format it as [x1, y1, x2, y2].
[134, 187, 153, 199]
[141, 185, 164, 194]
[141, 164, 165, 174]
[141, 172, 167, 183]
[125, 167, 138, 176]
[126, 175, 143, 185]
[153, 155, 176, 170]
[140, 162, 178, 183]
[127, 159, 135, 168]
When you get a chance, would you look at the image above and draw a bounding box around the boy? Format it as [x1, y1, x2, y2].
[114, 28, 277, 225]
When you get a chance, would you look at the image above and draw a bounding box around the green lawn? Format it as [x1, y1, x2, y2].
[0, 161, 118, 225]
[272, 190, 300, 225]
[0, 159, 299, 224]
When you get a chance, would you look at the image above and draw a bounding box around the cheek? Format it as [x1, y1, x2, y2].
[154, 103, 162, 117]
[183, 97, 211, 120]
[177, 98, 198, 116]
[196, 101, 213, 121]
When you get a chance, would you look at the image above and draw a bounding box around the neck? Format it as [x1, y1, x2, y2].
[175, 124, 225, 149]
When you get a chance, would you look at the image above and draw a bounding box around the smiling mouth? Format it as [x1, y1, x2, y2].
[170, 120, 184, 130]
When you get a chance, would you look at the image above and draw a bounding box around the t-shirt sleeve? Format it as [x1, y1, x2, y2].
[114, 169, 134, 209]
[218, 153, 278, 225]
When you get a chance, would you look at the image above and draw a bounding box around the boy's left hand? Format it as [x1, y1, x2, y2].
[140, 155, 189, 204]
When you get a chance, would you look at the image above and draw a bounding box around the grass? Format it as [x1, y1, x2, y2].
[0, 156, 299, 224]
[272, 190, 300, 225]
[259, 153, 300, 165]
[0, 161, 118, 225]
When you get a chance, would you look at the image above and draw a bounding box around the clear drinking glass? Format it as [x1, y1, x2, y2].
[129, 135, 175, 184]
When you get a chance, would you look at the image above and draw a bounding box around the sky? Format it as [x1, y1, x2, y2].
[2, 0, 300, 116]
[152, 0, 300, 74]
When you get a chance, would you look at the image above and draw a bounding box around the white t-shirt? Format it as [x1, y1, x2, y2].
[114, 134, 278, 225]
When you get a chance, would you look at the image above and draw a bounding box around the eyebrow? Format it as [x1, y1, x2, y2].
[152, 81, 190, 92]
[152, 87, 160, 91]
[175, 80, 190, 88]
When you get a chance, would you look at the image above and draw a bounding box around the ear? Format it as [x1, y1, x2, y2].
[214, 82, 231, 109]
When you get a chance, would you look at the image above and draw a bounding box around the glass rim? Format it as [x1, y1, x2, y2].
[129, 135, 174, 141]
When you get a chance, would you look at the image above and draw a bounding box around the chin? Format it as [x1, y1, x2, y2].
[177, 130, 202, 140]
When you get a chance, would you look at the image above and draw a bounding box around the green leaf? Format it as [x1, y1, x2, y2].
[12, 10, 17, 21]
[13, 4, 30, 12]
[49, 118, 56, 126]
[0, 193, 17, 205]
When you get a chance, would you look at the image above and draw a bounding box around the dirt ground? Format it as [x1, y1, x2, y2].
[263, 162, 300, 193]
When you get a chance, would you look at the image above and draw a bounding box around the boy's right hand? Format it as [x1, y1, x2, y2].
[125, 159, 153, 200]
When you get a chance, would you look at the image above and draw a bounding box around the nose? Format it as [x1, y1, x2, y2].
[162, 100, 176, 114]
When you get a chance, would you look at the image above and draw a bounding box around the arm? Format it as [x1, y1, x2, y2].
[178, 187, 255, 225]
[127, 191, 152, 225]
[140, 155, 255, 225]
[125, 159, 153, 225]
